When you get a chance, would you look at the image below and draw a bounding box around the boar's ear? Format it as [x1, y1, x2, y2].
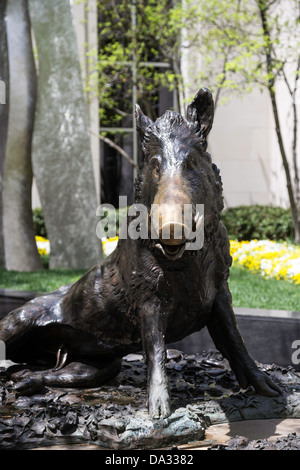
[135, 104, 153, 140]
[186, 87, 214, 149]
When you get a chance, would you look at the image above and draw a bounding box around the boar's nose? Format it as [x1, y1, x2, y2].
[151, 173, 193, 246]
[151, 203, 190, 246]
[159, 206, 188, 245]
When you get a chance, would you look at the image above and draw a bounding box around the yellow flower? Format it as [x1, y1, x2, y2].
[229, 239, 300, 285]
[35, 236, 50, 255]
[102, 236, 119, 257]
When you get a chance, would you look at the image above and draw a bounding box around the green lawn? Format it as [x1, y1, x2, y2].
[229, 265, 300, 311]
[0, 267, 85, 293]
[0, 263, 299, 312]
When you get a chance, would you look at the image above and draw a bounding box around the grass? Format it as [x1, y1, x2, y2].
[0, 267, 85, 293]
[0, 254, 85, 293]
[0, 261, 299, 312]
[229, 265, 300, 311]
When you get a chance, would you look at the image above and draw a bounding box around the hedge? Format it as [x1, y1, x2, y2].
[32, 208, 48, 238]
[221, 205, 294, 242]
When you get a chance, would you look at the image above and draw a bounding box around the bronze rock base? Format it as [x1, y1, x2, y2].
[0, 351, 300, 450]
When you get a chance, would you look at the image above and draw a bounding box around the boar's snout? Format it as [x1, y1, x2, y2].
[150, 201, 204, 259]
[152, 204, 189, 246]
[150, 174, 200, 258]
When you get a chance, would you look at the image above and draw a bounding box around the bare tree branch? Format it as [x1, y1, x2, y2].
[257, 0, 300, 242]
[280, 54, 300, 197]
[89, 128, 138, 169]
[292, 55, 300, 196]
[214, 47, 232, 110]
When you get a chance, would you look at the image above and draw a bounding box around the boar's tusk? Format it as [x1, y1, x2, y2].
[187, 213, 204, 240]
[194, 212, 200, 225]
[195, 213, 204, 236]
[155, 243, 165, 255]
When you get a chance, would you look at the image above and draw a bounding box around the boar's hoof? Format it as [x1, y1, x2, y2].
[148, 388, 171, 419]
[237, 367, 281, 397]
[251, 371, 281, 397]
[11, 370, 45, 397]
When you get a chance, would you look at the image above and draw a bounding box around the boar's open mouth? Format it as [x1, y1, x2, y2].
[155, 242, 187, 260]
[154, 213, 204, 260]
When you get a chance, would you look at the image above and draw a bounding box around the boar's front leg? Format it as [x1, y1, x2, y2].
[139, 298, 171, 419]
[207, 284, 281, 396]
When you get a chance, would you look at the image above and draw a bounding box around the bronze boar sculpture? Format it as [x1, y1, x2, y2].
[0, 88, 280, 418]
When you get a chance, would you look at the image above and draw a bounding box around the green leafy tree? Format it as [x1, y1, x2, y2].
[95, 0, 190, 120]
[85, 0, 300, 243]
[193, 0, 300, 243]
[84, 0, 199, 164]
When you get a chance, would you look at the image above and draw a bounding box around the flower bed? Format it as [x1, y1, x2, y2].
[35, 236, 50, 256]
[35, 236, 119, 258]
[35, 236, 300, 285]
[102, 236, 119, 257]
[230, 239, 300, 285]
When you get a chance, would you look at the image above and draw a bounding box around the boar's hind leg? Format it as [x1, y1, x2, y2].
[10, 358, 122, 396]
[207, 286, 281, 396]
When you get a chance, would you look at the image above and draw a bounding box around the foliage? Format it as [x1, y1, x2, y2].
[32, 208, 47, 238]
[89, 0, 300, 243]
[221, 205, 294, 241]
[193, 0, 300, 101]
[84, 0, 199, 123]
[194, 0, 300, 242]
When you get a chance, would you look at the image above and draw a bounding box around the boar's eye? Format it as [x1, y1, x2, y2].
[181, 156, 194, 171]
[150, 156, 161, 177]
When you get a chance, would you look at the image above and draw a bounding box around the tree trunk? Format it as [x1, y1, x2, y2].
[2, 0, 43, 271]
[28, 0, 101, 269]
[268, 87, 300, 243]
[258, 0, 300, 244]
